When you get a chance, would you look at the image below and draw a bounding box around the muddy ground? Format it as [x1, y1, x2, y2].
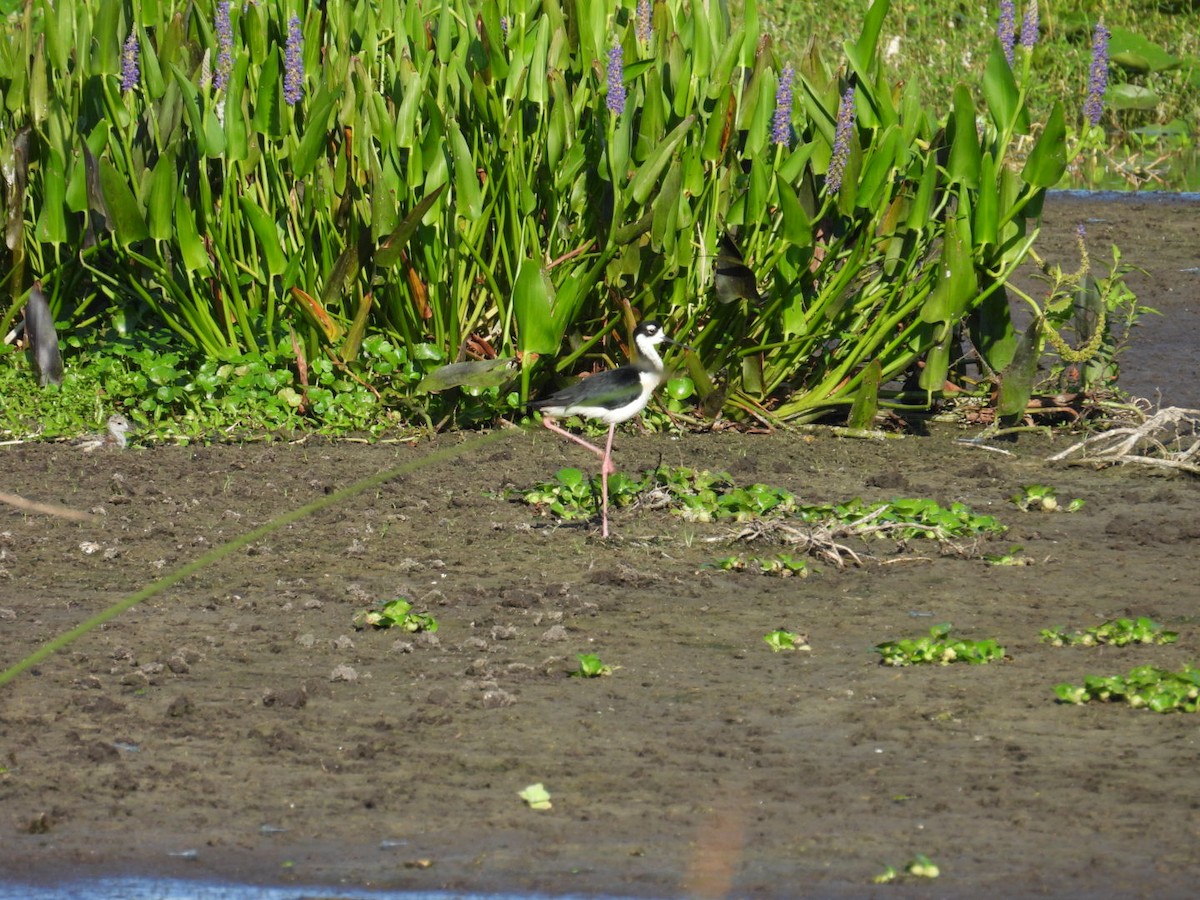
[2, 195, 1200, 898]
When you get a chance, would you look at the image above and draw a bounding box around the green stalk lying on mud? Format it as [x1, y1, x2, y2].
[0, 429, 512, 688]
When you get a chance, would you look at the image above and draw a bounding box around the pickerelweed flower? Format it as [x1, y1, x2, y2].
[1083, 20, 1109, 127]
[283, 13, 304, 106]
[606, 43, 626, 115]
[1020, 1, 1039, 50]
[120, 30, 139, 92]
[214, 1, 233, 91]
[636, 0, 652, 44]
[997, 0, 1016, 64]
[827, 86, 855, 194]
[771, 64, 795, 147]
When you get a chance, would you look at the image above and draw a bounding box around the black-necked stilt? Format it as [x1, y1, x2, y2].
[530, 320, 686, 537]
[75, 415, 133, 452]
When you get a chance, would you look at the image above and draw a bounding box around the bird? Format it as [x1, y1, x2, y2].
[75, 415, 133, 452]
[530, 320, 687, 538]
[713, 233, 762, 305]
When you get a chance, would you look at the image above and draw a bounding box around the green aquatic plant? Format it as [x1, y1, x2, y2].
[352, 598, 439, 633]
[710, 554, 809, 577]
[571, 653, 616, 678]
[1010, 484, 1085, 513]
[1056, 664, 1200, 713]
[875, 624, 1006, 666]
[763, 629, 810, 652]
[1041, 616, 1177, 648]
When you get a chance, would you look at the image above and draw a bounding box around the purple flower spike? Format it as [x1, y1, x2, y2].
[827, 87, 855, 195]
[284, 13, 304, 106]
[998, 0, 1016, 64]
[214, 1, 233, 91]
[1020, 1, 1039, 50]
[1083, 21, 1109, 127]
[636, 0, 652, 44]
[771, 64, 794, 147]
[606, 44, 626, 115]
[120, 31, 139, 92]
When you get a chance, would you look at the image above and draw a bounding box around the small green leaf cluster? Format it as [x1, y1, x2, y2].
[1041, 617, 1178, 648]
[875, 624, 1006, 667]
[570, 654, 615, 678]
[800, 497, 1007, 541]
[763, 629, 809, 652]
[1011, 484, 1084, 513]
[710, 554, 809, 577]
[1055, 665, 1200, 713]
[984, 546, 1034, 566]
[352, 598, 438, 633]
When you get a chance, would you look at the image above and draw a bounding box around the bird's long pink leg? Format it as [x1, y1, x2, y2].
[540, 418, 608, 461]
[600, 423, 616, 537]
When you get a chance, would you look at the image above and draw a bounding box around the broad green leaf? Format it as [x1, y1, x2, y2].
[224, 53, 250, 161]
[175, 192, 211, 273]
[1108, 27, 1180, 74]
[847, 359, 881, 429]
[376, 184, 445, 268]
[447, 120, 483, 220]
[946, 84, 980, 187]
[982, 38, 1029, 136]
[146, 150, 176, 242]
[513, 258, 559, 355]
[292, 86, 341, 178]
[970, 281, 1016, 374]
[853, 0, 891, 63]
[628, 115, 695, 206]
[1107, 83, 1159, 111]
[99, 160, 148, 244]
[920, 221, 976, 327]
[252, 47, 282, 138]
[238, 196, 286, 276]
[1020, 101, 1066, 188]
[973, 153, 997, 249]
[997, 319, 1042, 418]
[777, 179, 811, 248]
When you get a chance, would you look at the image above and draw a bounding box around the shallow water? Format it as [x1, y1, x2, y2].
[0, 880, 637, 900]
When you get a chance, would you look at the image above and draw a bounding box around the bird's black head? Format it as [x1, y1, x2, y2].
[633, 320, 664, 341]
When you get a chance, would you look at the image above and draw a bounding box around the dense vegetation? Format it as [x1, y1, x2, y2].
[0, 0, 1166, 440]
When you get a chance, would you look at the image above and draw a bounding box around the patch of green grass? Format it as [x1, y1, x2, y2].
[1056, 664, 1200, 713]
[1041, 616, 1178, 648]
[875, 624, 1007, 666]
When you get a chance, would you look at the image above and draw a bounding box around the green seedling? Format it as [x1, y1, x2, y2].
[1041, 616, 1178, 648]
[710, 554, 809, 577]
[798, 496, 1007, 541]
[873, 854, 939, 884]
[906, 854, 940, 878]
[1056, 664, 1200, 713]
[984, 546, 1034, 566]
[875, 624, 1006, 666]
[1011, 484, 1085, 513]
[518, 783, 552, 810]
[352, 598, 439, 633]
[763, 629, 810, 652]
[570, 653, 615, 677]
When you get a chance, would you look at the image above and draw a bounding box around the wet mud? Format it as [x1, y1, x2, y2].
[2, 196, 1200, 897]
